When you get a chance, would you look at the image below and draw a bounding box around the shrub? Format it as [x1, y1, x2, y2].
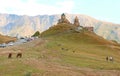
[32, 31, 40, 37]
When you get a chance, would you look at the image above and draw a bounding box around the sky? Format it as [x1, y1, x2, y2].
[0, 0, 120, 24]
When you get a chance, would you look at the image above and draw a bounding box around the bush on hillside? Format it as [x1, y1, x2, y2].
[32, 31, 40, 37]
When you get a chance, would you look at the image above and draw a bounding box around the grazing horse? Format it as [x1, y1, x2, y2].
[8, 53, 12, 58]
[16, 52, 22, 58]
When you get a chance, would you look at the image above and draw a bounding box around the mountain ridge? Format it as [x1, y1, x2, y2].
[0, 13, 120, 42]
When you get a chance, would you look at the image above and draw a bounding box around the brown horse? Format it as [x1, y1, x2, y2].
[8, 53, 12, 58]
[16, 53, 22, 58]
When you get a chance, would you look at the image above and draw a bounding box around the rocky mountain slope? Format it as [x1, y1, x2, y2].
[0, 13, 120, 42]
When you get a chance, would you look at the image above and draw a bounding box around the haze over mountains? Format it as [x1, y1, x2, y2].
[0, 13, 120, 42]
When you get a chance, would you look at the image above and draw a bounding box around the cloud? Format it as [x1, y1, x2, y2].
[0, 0, 75, 16]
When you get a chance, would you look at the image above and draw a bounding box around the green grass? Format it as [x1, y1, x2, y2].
[42, 36, 120, 70]
[40, 23, 120, 70]
[0, 53, 45, 76]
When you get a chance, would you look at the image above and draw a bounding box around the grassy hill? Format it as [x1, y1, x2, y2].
[40, 23, 120, 69]
[0, 23, 120, 76]
[41, 23, 118, 45]
[0, 34, 16, 43]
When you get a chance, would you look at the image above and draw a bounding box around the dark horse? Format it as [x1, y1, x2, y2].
[8, 53, 12, 58]
[16, 53, 22, 58]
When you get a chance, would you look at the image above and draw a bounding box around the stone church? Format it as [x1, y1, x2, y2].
[58, 13, 94, 32]
[58, 13, 70, 24]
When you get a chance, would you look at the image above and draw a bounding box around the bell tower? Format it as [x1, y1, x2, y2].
[61, 13, 65, 20]
[74, 16, 80, 27]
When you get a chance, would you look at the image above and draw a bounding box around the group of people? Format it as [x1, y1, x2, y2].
[106, 56, 114, 62]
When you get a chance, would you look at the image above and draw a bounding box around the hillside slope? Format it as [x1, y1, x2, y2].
[0, 21, 120, 76]
[40, 23, 120, 70]
[0, 34, 16, 43]
[41, 23, 118, 45]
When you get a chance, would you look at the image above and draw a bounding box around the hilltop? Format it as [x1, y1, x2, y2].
[41, 14, 118, 46]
